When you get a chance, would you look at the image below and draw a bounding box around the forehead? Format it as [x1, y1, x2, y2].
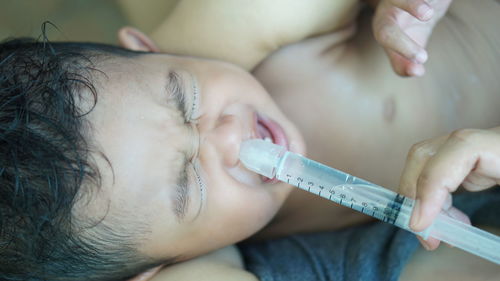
[81, 54, 190, 219]
[86, 54, 187, 125]
[95, 55, 167, 96]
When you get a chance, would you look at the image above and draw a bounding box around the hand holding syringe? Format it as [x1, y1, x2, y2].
[239, 139, 500, 264]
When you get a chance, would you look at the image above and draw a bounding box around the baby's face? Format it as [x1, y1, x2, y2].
[82, 53, 305, 261]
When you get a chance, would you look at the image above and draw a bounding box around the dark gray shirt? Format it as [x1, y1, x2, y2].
[238, 189, 500, 281]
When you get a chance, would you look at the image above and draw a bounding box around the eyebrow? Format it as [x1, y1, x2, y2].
[166, 70, 191, 221]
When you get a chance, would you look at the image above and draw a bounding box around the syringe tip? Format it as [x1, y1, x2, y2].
[239, 139, 286, 179]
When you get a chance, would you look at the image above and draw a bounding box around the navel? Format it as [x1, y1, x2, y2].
[382, 96, 396, 123]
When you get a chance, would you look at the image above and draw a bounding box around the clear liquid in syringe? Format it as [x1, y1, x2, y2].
[275, 152, 420, 235]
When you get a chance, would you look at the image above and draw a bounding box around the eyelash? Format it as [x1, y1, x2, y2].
[188, 74, 200, 122]
[187, 76, 205, 202]
[189, 159, 205, 215]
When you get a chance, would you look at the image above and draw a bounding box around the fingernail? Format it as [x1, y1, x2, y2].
[418, 4, 434, 20]
[422, 242, 432, 251]
[415, 51, 428, 64]
[410, 199, 421, 230]
[408, 65, 424, 77]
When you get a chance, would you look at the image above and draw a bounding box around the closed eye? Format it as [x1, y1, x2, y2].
[167, 70, 201, 123]
[166, 70, 204, 221]
[189, 159, 205, 220]
[167, 70, 189, 122]
[188, 73, 201, 121]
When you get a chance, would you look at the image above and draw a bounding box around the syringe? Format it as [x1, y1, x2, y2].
[239, 139, 500, 264]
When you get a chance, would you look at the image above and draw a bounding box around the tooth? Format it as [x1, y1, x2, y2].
[264, 137, 272, 143]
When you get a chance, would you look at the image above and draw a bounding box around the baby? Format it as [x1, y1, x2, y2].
[0, 0, 498, 280]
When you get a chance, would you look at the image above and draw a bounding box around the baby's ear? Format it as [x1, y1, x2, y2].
[118, 27, 160, 52]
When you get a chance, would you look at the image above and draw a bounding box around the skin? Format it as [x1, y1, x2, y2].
[401, 127, 500, 250]
[139, 0, 361, 71]
[251, 0, 500, 279]
[253, 0, 500, 237]
[112, 0, 500, 279]
[372, 0, 453, 76]
[82, 52, 305, 262]
[119, 0, 452, 76]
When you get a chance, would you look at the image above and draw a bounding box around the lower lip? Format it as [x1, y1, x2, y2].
[256, 113, 289, 183]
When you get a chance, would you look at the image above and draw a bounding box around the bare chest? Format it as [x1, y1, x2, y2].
[254, 4, 500, 188]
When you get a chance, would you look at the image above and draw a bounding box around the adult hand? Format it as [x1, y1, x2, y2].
[398, 127, 500, 250]
[372, 0, 453, 77]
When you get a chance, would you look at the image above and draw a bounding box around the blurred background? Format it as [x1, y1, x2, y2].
[0, 0, 176, 44]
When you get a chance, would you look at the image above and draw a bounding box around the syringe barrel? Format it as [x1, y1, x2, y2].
[274, 145, 426, 236]
[240, 139, 422, 233]
[239, 139, 500, 264]
[429, 212, 500, 264]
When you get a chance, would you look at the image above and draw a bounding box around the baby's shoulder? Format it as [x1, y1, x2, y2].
[150, 245, 258, 281]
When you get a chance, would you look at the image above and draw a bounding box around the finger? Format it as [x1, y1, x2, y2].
[386, 50, 425, 77]
[386, 50, 408, 76]
[388, 0, 435, 21]
[411, 130, 481, 231]
[417, 204, 469, 250]
[407, 64, 425, 77]
[442, 192, 452, 210]
[399, 139, 440, 198]
[462, 171, 499, 191]
[417, 235, 440, 250]
[375, 19, 428, 64]
[445, 206, 471, 225]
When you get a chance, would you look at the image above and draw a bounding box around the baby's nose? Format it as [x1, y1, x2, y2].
[210, 114, 243, 167]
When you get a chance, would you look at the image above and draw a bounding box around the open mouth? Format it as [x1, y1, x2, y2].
[255, 113, 289, 183]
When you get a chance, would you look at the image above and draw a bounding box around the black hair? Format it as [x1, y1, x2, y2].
[0, 27, 174, 280]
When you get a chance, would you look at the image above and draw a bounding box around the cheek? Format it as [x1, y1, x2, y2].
[197, 138, 291, 235]
[203, 170, 286, 233]
[232, 79, 272, 106]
